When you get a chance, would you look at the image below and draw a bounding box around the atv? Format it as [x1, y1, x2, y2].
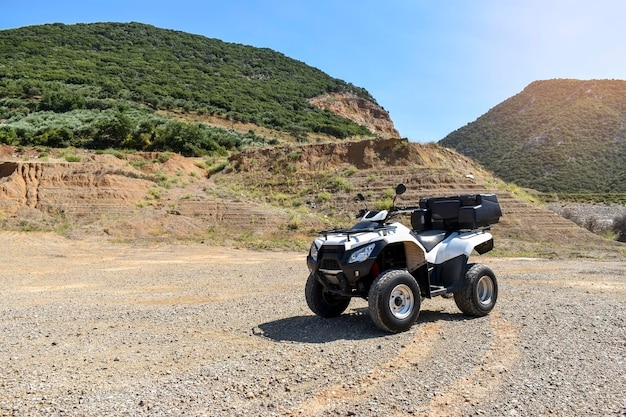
[305, 184, 502, 333]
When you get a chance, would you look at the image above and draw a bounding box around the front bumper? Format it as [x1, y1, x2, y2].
[307, 242, 381, 287]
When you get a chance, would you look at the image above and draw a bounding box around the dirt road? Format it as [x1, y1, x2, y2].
[0, 232, 624, 416]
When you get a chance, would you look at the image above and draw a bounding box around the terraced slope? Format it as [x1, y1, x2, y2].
[218, 139, 623, 257]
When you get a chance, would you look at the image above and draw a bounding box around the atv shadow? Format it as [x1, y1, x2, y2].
[417, 309, 472, 324]
[256, 309, 386, 343]
[256, 308, 470, 343]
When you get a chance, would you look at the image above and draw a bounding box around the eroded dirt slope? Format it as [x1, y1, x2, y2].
[0, 141, 624, 257]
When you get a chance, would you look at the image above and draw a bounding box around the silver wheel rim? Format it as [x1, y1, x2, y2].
[476, 275, 494, 307]
[389, 284, 414, 320]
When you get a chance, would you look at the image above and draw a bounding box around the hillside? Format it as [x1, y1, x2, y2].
[1, 141, 623, 259]
[0, 22, 398, 155]
[440, 79, 626, 193]
[0, 23, 624, 257]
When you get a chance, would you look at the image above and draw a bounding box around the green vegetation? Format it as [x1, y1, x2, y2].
[58, 149, 82, 162]
[325, 176, 353, 192]
[64, 154, 81, 162]
[317, 191, 331, 201]
[0, 22, 375, 156]
[440, 79, 626, 194]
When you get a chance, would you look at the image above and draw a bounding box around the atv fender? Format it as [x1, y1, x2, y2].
[427, 231, 494, 265]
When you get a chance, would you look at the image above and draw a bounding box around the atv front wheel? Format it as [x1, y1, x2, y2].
[368, 269, 421, 333]
[305, 274, 350, 318]
[454, 263, 498, 317]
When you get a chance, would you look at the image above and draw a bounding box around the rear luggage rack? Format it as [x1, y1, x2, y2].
[414, 194, 502, 231]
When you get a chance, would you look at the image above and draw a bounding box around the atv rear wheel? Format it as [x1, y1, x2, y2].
[454, 263, 498, 317]
[305, 274, 350, 318]
[368, 269, 421, 333]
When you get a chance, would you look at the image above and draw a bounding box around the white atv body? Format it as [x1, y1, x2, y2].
[305, 184, 502, 333]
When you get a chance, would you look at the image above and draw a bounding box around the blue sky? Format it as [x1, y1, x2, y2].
[2, 0, 625, 142]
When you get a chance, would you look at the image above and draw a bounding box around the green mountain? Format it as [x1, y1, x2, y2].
[0, 22, 376, 155]
[440, 79, 626, 193]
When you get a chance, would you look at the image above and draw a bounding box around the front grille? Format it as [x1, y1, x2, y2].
[318, 245, 344, 272]
[321, 245, 344, 254]
[320, 258, 341, 270]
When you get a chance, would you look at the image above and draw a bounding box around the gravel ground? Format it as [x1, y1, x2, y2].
[0, 232, 624, 416]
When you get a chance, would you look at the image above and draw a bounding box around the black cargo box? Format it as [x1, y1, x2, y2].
[415, 194, 502, 230]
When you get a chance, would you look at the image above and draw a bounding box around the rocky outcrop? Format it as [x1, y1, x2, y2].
[228, 137, 482, 175]
[309, 93, 400, 139]
[229, 138, 421, 173]
[0, 162, 43, 213]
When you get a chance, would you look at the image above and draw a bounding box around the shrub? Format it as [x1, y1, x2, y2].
[343, 166, 358, 176]
[147, 188, 162, 199]
[613, 213, 626, 242]
[317, 191, 331, 202]
[583, 216, 601, 234]
[382, 188, 396, 199]
[208, 161, 228, 175]
[326, 176, 353, 192]
[376, 198, 393, 210]
[287, 215, 301, 230]
[157, 152, 171, 163]
[65, 154, 81, 162]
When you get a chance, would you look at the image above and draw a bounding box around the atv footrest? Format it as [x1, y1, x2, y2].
[429, 285, 448, 297]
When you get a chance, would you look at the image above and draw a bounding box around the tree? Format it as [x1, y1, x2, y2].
[92, 112, 133, 149]
[40, 90, 86, 112]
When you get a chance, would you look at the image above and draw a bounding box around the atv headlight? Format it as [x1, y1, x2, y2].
[348, 243, 375, 264]
[309, 242, 319, 262]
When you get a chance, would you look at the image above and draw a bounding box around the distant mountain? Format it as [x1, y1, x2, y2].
[440, 79, 626, 193]
[0, 22, 395, 155]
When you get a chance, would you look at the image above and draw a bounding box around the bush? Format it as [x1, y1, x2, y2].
[613, 213, 626, 242]
[64, 153, 81, 162]
[583, 216, 601, 234]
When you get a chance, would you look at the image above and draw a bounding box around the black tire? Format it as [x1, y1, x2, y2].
[368, 269, 421, 333]
[454, 263, 498, 317]
[305, 274, 350, 318]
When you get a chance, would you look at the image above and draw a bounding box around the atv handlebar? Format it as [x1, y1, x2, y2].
[354, 206, 422, 222]
[386, 206, 422, 218]
[391, 205, 422, 212]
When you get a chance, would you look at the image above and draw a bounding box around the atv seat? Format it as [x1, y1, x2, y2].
[413, 230, 448, 252]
